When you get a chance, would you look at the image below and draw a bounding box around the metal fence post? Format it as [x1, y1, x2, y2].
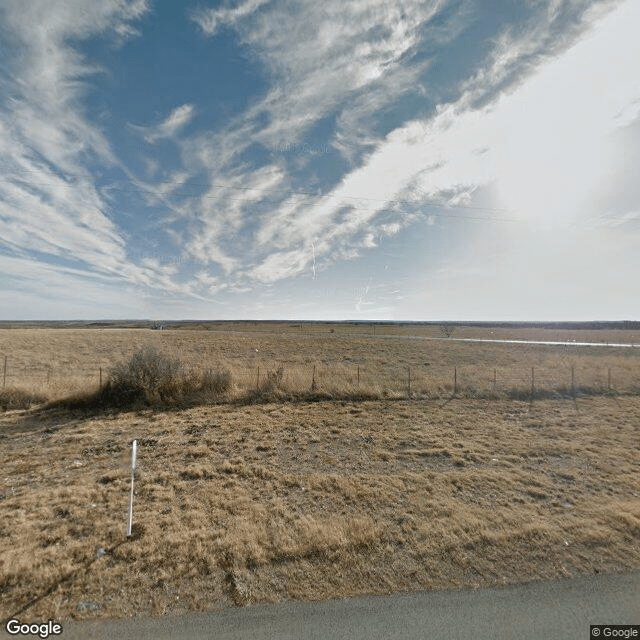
[531, 367, 535, 400]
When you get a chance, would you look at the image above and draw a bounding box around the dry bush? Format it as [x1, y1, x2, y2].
[0, 387, 48, 411]
[199, 368, 233, 395]
[48, 347, 232, 411]
[260, 366, 284, 393]
[107, 347, 183, 405]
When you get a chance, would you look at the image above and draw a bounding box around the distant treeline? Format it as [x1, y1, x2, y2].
[1, 319, 640, 330]
[423, 321, 640, 330]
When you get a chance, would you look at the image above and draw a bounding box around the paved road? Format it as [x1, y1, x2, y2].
[4, 572, 639, 640]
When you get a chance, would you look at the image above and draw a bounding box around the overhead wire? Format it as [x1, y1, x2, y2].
[0, 164, 520, 223]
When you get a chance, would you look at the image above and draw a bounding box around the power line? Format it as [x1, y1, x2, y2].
[0, 166, 519, 222]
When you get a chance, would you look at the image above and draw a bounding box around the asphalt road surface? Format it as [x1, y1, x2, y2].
[5, 571, 639, 640]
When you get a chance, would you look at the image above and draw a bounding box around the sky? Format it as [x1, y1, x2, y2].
[0, 0, 639, 321]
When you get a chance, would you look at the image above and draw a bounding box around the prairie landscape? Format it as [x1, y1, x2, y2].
[1, 322, 639, 621]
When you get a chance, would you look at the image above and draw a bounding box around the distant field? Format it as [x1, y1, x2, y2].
[1, 323, 640, 407]
[1, 323, 639, 622]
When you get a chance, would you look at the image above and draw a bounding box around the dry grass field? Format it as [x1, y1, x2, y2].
[1, 323, 639, 622]
[1, 323, 640, 407]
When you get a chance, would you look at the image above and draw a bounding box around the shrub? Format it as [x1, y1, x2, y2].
[198, 368, 233, 396]
[0, 387, 48, 411]
[104, 347, 184, 405]
[91, 348, 232, 409]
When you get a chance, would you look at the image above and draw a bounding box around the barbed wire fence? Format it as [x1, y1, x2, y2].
[1, 353, 638, 404]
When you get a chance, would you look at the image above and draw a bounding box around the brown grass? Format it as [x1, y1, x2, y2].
[2, 398, 639, 621]
[0, 387, 48, 411]
[0, 324, 639, 622]
[1, 324, 639, 408]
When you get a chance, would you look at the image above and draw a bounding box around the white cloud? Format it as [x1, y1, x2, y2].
[248, 247, 311, 283]
[185, 165, 289, 273]
[236, 0, 639, 285]
[236, 0, 446, 150]
[491, 0, 640, 225]
[183, 0, 462, 283]
[191, 0, 273, 36]
[280, 0, 640, 250]
[0, 0, 212, 306]
[142, 104, 196, 143]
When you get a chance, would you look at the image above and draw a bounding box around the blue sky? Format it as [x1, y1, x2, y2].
[0, 0, 639, 321]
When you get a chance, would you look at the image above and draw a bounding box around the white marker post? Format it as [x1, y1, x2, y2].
[127, 439, 137, 537]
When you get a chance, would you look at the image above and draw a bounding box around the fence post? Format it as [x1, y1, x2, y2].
[454, 367, 457, 394]
[99, 367, 102, 387]
[357, 364, 360, 387]
[312, 365, 316, 391]
[493, 368, 496, 394]
[531, 367, 535, 400]
[407, 366, 411, 398]
[608, 367, 611, 392]
[571, 365, 575, 396]
[256, 366, 260, 391]
[2, 355, 6, 390]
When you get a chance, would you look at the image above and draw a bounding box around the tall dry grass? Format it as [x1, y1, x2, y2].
[0, 325, 639, 412]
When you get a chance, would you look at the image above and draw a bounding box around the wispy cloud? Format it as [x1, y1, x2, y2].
[186, 166, 288, 274]
[1, 0, 637, 319]
[136, 104, 196, 143]
[177, 0, 638, 288]
[0, 0, 213, 304]
[191, 0, 273, 36]
[206, 0, 447, 150]
[182, 0, 463, 281]
[0, 253, 141, 319]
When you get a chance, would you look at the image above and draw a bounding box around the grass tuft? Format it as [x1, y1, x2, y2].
[198, 368, 233, 395]
[0, 387, 48, 411]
